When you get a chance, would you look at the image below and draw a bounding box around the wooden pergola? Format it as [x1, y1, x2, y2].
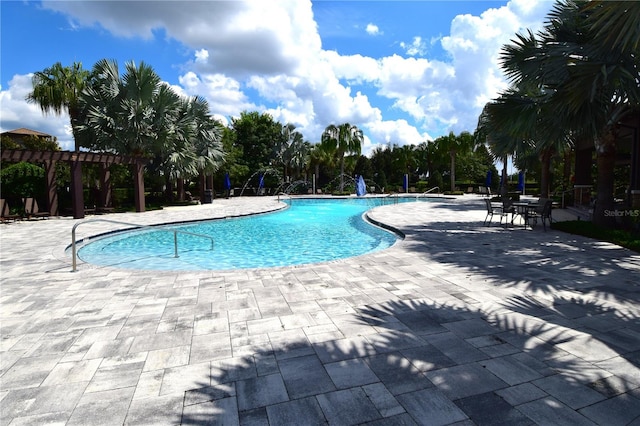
[1, 149, 148, 219]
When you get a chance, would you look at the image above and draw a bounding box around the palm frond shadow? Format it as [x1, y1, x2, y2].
[177, 295, 639, 425]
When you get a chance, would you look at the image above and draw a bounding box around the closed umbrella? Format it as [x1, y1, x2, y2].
[517, 171, 525, 193]
[356, 175, 367, 196]
[258, 173, 264, 195]
[485, 170, 492, 188]
[224, 173, 232, 198]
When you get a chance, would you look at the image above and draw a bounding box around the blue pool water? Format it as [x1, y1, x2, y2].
[77, 197, 433, 271]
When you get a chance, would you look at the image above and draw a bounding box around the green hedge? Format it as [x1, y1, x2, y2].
[553, 220, 640, 253]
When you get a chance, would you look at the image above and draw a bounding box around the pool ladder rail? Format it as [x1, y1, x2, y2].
[71, 218, 214, 272]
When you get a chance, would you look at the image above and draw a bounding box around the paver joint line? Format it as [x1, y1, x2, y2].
[1, 196, 638, 425]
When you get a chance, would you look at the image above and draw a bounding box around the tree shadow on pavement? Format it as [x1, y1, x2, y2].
[176, 293, 640, 425]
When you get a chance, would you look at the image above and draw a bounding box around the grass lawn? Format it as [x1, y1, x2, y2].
[553, 220, 640, 253]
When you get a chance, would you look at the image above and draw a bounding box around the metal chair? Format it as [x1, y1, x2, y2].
[484, 198, 509, 226]
[528, 199, 553, 231]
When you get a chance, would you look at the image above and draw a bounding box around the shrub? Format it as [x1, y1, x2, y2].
[553, 220, 640, 253]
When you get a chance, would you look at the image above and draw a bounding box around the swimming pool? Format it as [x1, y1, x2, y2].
[76, 197, 435, 271]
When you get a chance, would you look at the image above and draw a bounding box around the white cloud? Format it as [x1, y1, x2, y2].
[4, 0, 552, 157]
[177, 71, 255, 119]
[366, 23, 381, 36]
[0, 74, 74, 150]
[366, 119, 431, 147]
[194, 49, 209, 64]
[400, 36, 427, 56]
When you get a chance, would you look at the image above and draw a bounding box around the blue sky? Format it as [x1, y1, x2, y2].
[1, 0, 554, 155]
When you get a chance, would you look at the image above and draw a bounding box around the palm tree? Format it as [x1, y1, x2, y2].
[28, 62, 90, 218]
[477, 88, 573, 198]
[27, 62, 89, 151]
[159, 95, 225, 201]
[392, 144, 416, 190]
[80, 59, 225, 202]
[309, 140, 336, 189]
[498, 0, 640, 225]
[79, 59, 161, 156]
[292, 141, 312, 181]
[321, 123, 364, 191]
[275, 123, 306, 180]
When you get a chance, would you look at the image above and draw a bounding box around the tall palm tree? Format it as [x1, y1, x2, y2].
[27, 62, 89, 151]
[321, 123, 364, 191]
[28, 62, 89, 218]
[433, 132, 475, 191]
[478, 88, 573, 198]
[187, 96, 225, 177]
[275, 123, 305, 180]
[290, 140, 311, 180]
[79, 59, 161, 156]
[498, 0, 640, 224]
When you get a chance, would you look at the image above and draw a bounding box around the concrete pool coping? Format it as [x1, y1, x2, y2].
[1, 194, 639, 425]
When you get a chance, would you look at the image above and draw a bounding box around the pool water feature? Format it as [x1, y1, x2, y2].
[76, 197, 434, 271]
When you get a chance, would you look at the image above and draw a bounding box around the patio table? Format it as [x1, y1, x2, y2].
[511, 202, 538, 228]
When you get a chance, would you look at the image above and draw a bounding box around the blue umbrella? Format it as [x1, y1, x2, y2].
[485, 170, 492, 188]
[257, 173, 264, 194]
[356, 175, 367, 196]
[517, 171, 524, 192]
[224, 173, 231, 190]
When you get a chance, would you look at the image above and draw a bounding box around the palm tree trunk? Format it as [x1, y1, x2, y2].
[177, 178, 185, 201]
[539, 148, 553, 198]
[500, 155, 508, 198]
[450, 151, 456, 191]
[593, 133, 617, 227]
[165, 176, 174, 202]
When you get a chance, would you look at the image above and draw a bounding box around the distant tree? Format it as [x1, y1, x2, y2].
[353, 155, 373, 181]
[433, 131, 475, 191]
[27, 62, 89, 151]
[275, 123, 308, 180]
[392, 144, 417, 185]
[321, 123, 363, 191]
[308, 139, 336, 188]
[231, 111, 283, 182]
[370, 145, 394, 188]
[20, 134, 61, 151]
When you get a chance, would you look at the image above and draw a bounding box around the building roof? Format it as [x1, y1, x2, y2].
[1, 128, 53, 138]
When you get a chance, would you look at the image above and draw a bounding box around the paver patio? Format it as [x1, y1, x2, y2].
[1, 195, 639, 425]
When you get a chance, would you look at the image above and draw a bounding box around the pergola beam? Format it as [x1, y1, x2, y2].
[1, 149, 147, 219]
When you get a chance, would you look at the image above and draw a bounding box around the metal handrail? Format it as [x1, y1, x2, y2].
[416, 187, 440, 198]
[71, 218, 214, 272]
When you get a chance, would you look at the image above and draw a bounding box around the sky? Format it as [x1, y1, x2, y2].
[0, 0, 554, 156]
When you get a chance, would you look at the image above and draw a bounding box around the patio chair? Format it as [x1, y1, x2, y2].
[484, 198, 509, 226]
[22, 197, 49, 219]
[528, 199, 553, 231]
[1, 199, 20, 221]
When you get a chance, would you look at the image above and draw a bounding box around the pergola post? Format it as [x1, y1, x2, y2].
[133, 162, 145, 213]
[100, 164, 112, 209]
[70, 159, 84, 219]
[44, 160, 59, 216]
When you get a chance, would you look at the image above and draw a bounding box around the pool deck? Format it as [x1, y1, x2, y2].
[1, 195, 639, 425]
